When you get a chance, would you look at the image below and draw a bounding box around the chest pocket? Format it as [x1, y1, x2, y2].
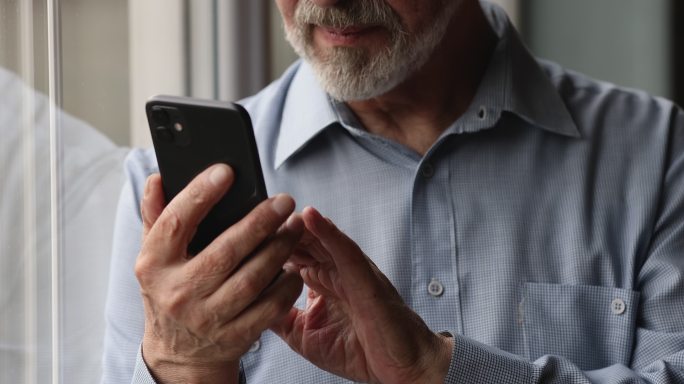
[521, 282, 639, 370]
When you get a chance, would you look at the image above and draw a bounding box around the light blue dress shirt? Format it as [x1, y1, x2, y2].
[103, 3, 684, 383]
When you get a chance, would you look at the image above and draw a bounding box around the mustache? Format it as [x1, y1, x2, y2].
[294, 0, 405, 33]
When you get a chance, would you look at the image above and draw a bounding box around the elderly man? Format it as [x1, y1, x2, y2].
[103, 0, 684, 383]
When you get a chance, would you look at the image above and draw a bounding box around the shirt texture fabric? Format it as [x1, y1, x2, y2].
[103, 2, 684, 383]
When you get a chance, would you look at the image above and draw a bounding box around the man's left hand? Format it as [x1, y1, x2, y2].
[271, 207, 453, 384]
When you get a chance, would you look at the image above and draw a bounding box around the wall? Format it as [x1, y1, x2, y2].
[521, 0, 671, 99]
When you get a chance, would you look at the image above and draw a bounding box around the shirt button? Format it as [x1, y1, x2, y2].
[428, 279, 444, 297]
[611, 298, 626, 315]
[248, 340, 261, 353]
[420, 163, 435, 179]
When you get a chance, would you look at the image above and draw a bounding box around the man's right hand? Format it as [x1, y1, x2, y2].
[135, 164, 304, 384]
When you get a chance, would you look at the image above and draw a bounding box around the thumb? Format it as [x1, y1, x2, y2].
[141, 173, 166, 237]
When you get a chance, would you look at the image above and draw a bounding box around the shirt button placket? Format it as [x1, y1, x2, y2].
[411, 154, 460, 333]
[428, 278, 444, 297]
[420, 162, 435, 179]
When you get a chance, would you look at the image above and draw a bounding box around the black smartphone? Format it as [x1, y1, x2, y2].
[146, 95, 267, 255]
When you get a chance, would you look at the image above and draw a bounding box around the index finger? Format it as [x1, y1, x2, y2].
[301, 206, 382, 292]
[142, 163, 234, 264]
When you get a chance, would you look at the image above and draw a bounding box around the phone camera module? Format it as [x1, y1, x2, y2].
[155, 125, 174, 142]
[151, 108, 170, 125]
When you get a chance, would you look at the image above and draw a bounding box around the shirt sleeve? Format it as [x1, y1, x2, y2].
[131, 348, 157, 384]
[102, 149, 155, 384]
[131, 346, 247, 384]
[442, 108, 684, 383]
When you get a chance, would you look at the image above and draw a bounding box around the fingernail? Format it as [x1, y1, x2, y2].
[286, 214, 303, 232]
[209, 164, 231, 186]
[143, 176, 152, 197]
[272, 194, 295, 216]
[307, 207, 327, 225]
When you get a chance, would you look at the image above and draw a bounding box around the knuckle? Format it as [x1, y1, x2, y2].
[185, 181, 209, 207]
[232, 271, 262, 298]
[244, 207, 278, 238]
[190, 250, 237, 281]
[157, 208, 184, 239]
[134, 254, 155, 283]
[208, 255, 236, 278]
[208, 244, 238, 273]
[161, 289, 190, 319]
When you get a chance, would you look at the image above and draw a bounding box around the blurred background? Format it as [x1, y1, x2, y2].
[0, 0, 682, 383]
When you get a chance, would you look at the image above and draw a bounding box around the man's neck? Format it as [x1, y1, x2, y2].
[345, 1, 498, 156]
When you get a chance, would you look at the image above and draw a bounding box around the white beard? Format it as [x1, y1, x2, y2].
[284, 0, 460, 101]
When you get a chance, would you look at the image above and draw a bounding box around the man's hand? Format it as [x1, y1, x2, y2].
[272, 207, 454, 384]
[135, 164, 304, 384]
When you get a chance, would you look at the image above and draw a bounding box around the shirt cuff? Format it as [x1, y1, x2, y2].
[132, 346, 157, 384]
[443, 333, 535, 384]
[131, 345, 246, 384]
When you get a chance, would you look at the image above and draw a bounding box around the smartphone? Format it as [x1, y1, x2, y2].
[146, 95, 267, 255]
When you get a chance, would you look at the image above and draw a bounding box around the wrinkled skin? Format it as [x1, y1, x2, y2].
[272, 207, 453, 384]
[136, 164, 304, 383]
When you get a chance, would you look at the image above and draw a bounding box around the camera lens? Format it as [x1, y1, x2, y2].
[155, 125, 174, 142]
[151, 108, 170, 125]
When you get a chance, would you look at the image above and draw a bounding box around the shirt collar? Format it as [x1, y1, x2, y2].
[275, 1, 580, 168]
[458, 1, 580, 138]
[275, 62, 339, 168]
